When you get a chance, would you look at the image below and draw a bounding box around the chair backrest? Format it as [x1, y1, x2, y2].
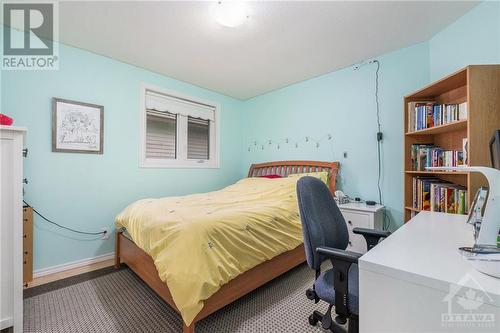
[296, 176, 349, 270]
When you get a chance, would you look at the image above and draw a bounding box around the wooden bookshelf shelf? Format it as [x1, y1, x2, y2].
[403, 65, 500, 222]
[405, 170, 468, 175]
[405, 119, 467, 136]
[405, 206, 466, 216]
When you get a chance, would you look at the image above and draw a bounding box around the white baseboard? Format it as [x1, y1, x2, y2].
[33, 252, 115, 278]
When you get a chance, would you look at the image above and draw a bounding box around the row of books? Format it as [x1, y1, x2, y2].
[410, 144, 465, 171]
[408, 101, 467, 132]
[412, 177, 468, 214]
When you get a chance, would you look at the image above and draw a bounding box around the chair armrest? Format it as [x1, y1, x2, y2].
[316, 246, 362, 264]
[353, 227, 391, 250]
[316, 246, 362, 317]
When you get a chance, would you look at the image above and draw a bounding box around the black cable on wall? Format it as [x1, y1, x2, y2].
[371, 60, 391, 231]
[23, 200, 106, 236]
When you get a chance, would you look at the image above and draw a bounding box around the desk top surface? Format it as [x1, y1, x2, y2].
[359, 211, 500, 306]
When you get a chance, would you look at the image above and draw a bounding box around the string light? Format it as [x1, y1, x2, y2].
[247, 133, 333, 152]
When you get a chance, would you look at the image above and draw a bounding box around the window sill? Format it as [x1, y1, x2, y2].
[140, 159, 220, 169]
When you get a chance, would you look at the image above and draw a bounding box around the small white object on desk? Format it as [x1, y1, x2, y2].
[337, 202, 384, 253]
[359, 211, 500, 332]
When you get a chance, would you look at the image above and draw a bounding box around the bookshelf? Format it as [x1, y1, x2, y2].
[403, 65, 500, 222]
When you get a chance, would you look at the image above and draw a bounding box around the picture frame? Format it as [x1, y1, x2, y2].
[52, 98, 104, 154]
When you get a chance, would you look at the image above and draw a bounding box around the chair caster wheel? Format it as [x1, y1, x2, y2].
[308, 314, 319, 326]
[306, 289, 317, 300]
[335, 315, 347, 325]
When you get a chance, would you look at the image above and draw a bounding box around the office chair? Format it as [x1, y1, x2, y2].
[296, 177, 391, 333]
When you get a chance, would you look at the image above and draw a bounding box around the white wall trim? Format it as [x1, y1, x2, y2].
[33, 252, 115, 278]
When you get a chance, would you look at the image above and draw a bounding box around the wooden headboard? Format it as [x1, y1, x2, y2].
[248, 160, 340, 194]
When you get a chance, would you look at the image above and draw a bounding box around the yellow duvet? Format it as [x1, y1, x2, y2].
[114, 176, 306, 325]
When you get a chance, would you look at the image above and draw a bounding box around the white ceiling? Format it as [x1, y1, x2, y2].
[56, 1, 478, 100]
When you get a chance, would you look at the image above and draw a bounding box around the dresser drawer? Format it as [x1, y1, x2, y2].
[347, 229, 367, 253]
[341, 211, 370, 229]
[23, 207, 33, 284]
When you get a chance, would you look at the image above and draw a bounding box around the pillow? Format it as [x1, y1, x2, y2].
[258, 174, 283, 179]
[288, 171, 329, 184]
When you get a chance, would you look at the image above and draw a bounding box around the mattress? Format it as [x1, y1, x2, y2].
[114, 175, 323, 325]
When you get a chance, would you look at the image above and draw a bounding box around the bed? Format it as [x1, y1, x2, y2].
[114, 160, 339, 333]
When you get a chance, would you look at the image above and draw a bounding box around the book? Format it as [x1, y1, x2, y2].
[408, 105, 416, 133]
[459, 102, 468, 120]
[446, 187, 455, 213]
[426, 104, 434, 129]
[408, 101, 434, 132]
[412, 177, 467, 214]
[411, 144, 465, 170]
[456, 151, 464, 166]
[439, 187, 446, 212]
[408, 102, 468, 131]
[457, 190, 466, 214]
[430, 182, 451, 211]
[423, 181, 432, 211]
[462, 138, 468, 166]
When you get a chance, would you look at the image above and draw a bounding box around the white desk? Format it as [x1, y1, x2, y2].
[359, 211, 500, 332]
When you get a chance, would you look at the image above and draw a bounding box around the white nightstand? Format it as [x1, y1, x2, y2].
[337, 202, 385, 253]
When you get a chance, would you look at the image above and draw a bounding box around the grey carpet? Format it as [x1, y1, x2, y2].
[24, 264, 332, 333]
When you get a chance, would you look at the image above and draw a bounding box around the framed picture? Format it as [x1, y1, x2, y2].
[52, 98, 104, 154]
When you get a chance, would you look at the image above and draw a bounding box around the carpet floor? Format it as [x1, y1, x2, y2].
[24, 263, 331, 333]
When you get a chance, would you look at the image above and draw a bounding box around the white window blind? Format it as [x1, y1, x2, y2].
[187, 117, 210, 160]
[146, 91, 215, 121]
[146, 110, 176, 159]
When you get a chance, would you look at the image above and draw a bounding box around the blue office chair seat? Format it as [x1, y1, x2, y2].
[315, 265, 359, 315]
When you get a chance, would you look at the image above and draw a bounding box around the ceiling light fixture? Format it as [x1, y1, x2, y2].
[214, 1, 249, 28]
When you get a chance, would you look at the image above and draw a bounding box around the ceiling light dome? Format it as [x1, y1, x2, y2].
[214, 1, 249, 28]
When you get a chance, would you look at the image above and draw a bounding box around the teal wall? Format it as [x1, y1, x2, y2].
[2, 1, 499, 271]
[2, 38, 244, 271]
[240, 0, 500, 230]
[241, 43, 430, 229]
[429, 1, 500, 80]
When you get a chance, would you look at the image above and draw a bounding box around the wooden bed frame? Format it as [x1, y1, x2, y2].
[115, 160, 339, 332]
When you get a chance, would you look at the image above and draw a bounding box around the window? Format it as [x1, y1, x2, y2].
[140, 85, 219, 168]
[146, 111, 177, 159]
[187, 117, 210, 160]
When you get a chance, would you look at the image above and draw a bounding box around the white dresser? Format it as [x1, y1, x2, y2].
[1, 126, 26, 333]
[338, 202, 384, 253]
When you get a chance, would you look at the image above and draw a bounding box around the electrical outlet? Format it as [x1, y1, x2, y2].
[101, 227, 111, 240]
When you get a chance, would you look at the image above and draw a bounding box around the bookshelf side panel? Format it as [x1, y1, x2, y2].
[467, 65, 500, 202]
[467, 65, 500, 208]
[467, 65, 500, 167]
